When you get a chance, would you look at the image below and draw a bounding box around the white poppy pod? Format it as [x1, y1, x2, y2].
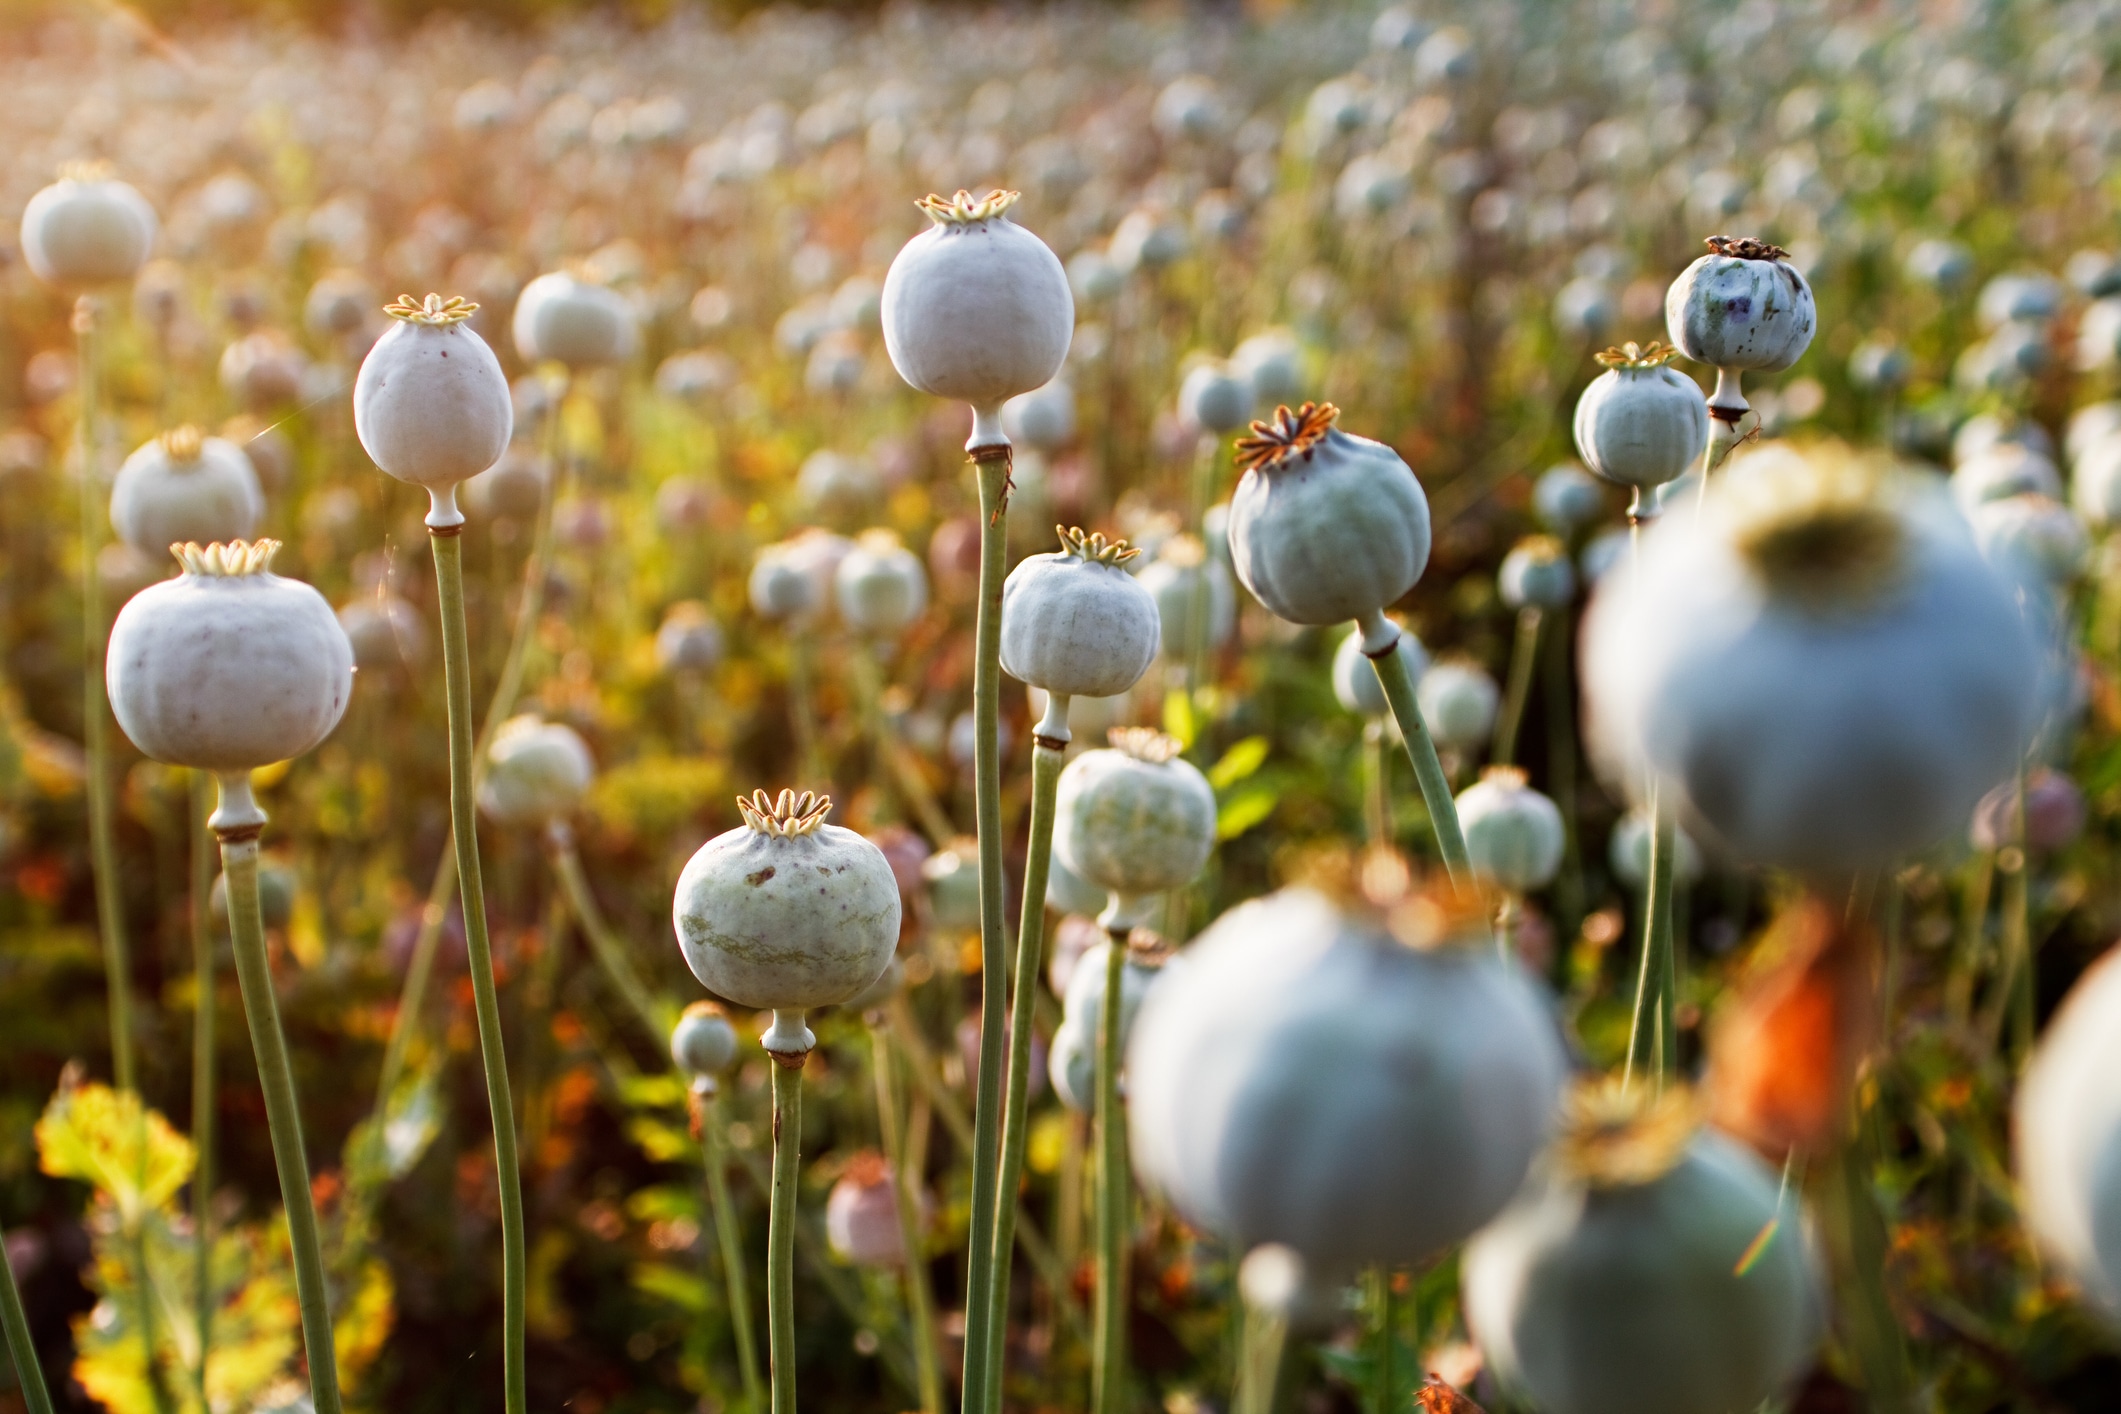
[337, 594, 429, 673]
[835, 529, 929, 637]
[1417, 661, 1499, 753]
[1045, 849, 1111, 919]
[2076, 299, 2121, 371]
[1498, 536, 1576, 610]
[1905, 238, 1973, 291]
[655, 602, 724, 674]
[1977, 270, 2065, 330]
[1951, 442, 2063, 513]
[880, 190, 1073, 443]
[512, 271, 637, 368]
[21, 170, 157, 288]
[2015, 944, 2121, 1320]
[1233, 329, 1305, 405]
[1608, 808, 1704, 889]
[1138, 537, 1236, 661]
[109, 427, 264, 558]
[673, 789, 901, 1013]
[1055, 730, 1216, 901]
[1002, 380, 1077, 450]
[670, 1000, 740, 1080]
[1464, 1083, 1824, 1414]
[1582, 448, 2042, 871]
[1332, 618, 1422, 718]
[2074, 434, 2121, 528]
[353, 294, 514, 523]
[826, 1153, 914, 1267]
[1000, 528, 1160, 702]
[1533, 463, 1608, 535]
[1228, 403, 1432, 626]
[1664, 237, 1817, 373]
[1128, 885, 1566, 1274]
[1953, 413, 2054, 468]
[1456, 767, 1565, 892]
[797, 450, 879, 524]
[1969, 494, 2089, 588]
[2066, 404, 2121, 468]
[1050, 938, 1163, 1113]
[781, 529, 854, 614]
[1572, 343, 1709, 491]
[305, 269, 375, 339]
[749, 546, 821, 623]
[107, 540, 353, 773]
[478, 715, 595, 826]
[1179, 361, 1253, 435]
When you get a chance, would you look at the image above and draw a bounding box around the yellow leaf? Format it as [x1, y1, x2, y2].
[37, 1080, 194, 1220]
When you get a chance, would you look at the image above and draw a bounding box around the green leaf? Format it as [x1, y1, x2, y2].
[1216, 781, 1278, 840]
[1207, 735, 1271, 791]
[627, 1115, 696, 1164]
[631, 1261, 708, 1313]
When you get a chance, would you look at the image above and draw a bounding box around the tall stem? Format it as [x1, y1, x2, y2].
[429, 525, 527, 1414]
[983, 714, 1067, 1407]
[1185, 435, 1220, 701]
[1232, 1294, 1286, 1414]
[213, 775, 341, 1414]
[548, 821, 669, 1042]
[1490, 607, 1543, 768]
[871, 1024, 943, 1414]
[850, 646, 955, 846]
[188, 769, 216, 1407]
[1092, 927, 1130, 1414]
[1367, 1269, 1394, 1414]
[960, 444, 1012, 1414]
[75, 295, 133, 1091]
[697, 1085, 765, 1414]
[766, 1033, 808, 1414]
[1356, 609, 1471, 887]
[1361, 722, 1389, 849]
[786, 637, 823, 790]
[1622, 787, 1678, 1090]
[0, 1220, 55, 1414]
[1540, 612, 1584, 954]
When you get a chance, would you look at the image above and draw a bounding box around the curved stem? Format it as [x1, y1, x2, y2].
[767, 1051, 805, 1414]
[871, 1025, 943, 1414]
[697, 1087, 765, 1414]
[189, 769, 216, 1407]
[1091, 931, 1129, 1414]
[983, 732, 1066, 1406]
[215, 788, 341, 1414]
[960, 447, 1012, 1414]
[547, 822, 670, 1042]
[1357, 610, 1471, 888]
[0, 1216, 54, 1414]
[75, 296, 133, 1091]
[430, 528, 527, 1414]
[1490, 607, 1543, 768]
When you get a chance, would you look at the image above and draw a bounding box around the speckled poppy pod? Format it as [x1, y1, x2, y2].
[1572, 341, 1709, 495]
[880, 189, 1074, 450]
[110, 425, 264, 558]
[1665, 235, 1817, 429]
[1227, 402, 1432, 626]
[353, 294, 514, 528]
[107, 540, 354, 777]
[672, 790, 901, 1055]
[1582, 446, 2043, 871]
[2015, 943, 2121, 1324]
[1054, 729, 1217, 921]
[1000, 527, 1161, 707]
[1463, 1079, 1824, 1414]
[20, 164, 157, 289]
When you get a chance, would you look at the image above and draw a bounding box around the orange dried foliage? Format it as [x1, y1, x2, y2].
[1416, 1377, 1486, 1413]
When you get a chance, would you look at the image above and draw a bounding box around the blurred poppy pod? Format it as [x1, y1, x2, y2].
[2015, 943, 2121, 1322]
[1705, 893, 1880, 1162]
[21, 166, 157, 289]
[110, 426, 264, 557]
[825, 1150, 924, 1267]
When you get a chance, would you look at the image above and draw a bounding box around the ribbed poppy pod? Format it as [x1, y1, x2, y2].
[353, 294, 513, 527]
[835, 530, 929, 638]
[1953, 441, 2062, 512]
[2015, 943, 2121, 1321]
[1000, 528, 1160, 701]
[1138, 536, 1236, 660]
[107, 540, 353, 774]
[512, 271, 637, 369]
[21, 168, 157, 288]
[1055, 729, 1216, 909]
[880, 190, 1073, 447]
[1127, 877, 1567, 1275]
[1456, 767, 1565, 892]
[337, 593, 428, 673]
[1463, 1081, 1824, 1414]
[477, 715, 594, 827]
[655, 601, 724, 674]
[1534, 463, 1607, 536]
[1003, 380, 1077, 450]
[1332, 618, 1422, 718]
[109, 426, 264, 558]
[1498, 535, 1576, 610]
[1417, 661, 1499, 754]
[1051, 937, 1164, 1112]
[1179, 360, 1253, 435]
[1572, 342, 1709, 491]
[671, 1000, 741, 1083]
[826, 1152, 917, 1267]
[1227, 402, 1432, 625]
[673, 790, 901, 1024]
[1665, 236, 1817, 374]
[1582, 447, 2042, 871]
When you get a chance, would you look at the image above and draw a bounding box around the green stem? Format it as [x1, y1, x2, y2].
[1541, 612, 1584, 959]
[960, 446, 1012, 1414]
[548, 822, 670, 1042]
[767, 1048, 805, 1414]
[1490, 607, 1542, 768]
[983, 730, 1066, 1407]
[786, 637, 823, 790]
[0, 1224, 54, 1414]
[1623, 787, 1679, 1091]
[1357, 609, 1471, 888]
[1232, 1294, 1286, 1414]
[1185, 435, 1220, 702]
[871, 1025, 943, 1414]
[189, 769, 216, 1408]
[698, 1087, 765, 1414]
[75, 296, 133, 1092]
[214, 777, 341, 1414]
[1368, 1269, 1393, 1414]
[430, 526, 527, 1414]
[1361, 722, 1388, 849]
[1092, 929, 1129, 1414]
[850, 647, 955, 846]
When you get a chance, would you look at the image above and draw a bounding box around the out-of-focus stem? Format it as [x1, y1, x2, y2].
[189, 769, 216, 1407]
[1233, 1292, 1287, 1414]
[548, 820, 669, 1042]
[696, 1084, 765, 1414]
[871, 1024, 943, 1414]
[1541, 612, 1584, 956]
[0, 1226, 54, 1414]
[1491, 606, 1543, 768]
[1092, 917, 1130, 1414]
[1623, 788, 1678, 1091]
[850, 645, 955, 845]
[1368, 1268, 1394, 1414]
[1185, 435, 1220, 700]
[786, 636, 823, 790]
[1361, 721, 1389, 849]
[1357, 608, 1471, 888]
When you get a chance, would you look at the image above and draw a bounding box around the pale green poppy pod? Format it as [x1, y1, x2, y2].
[1573, 342, 1709, 491]
[670, 1001, 741, 1081]
[1332, 617, 1423, 719]
[512, 270, 638, 368]
[1055, 729, 1216, 900]
[1138, 536, 1236, 661]
[835, 529, 929, 638]
[1456, 767, 1565, 892]
[1001, 528, 1161, 701]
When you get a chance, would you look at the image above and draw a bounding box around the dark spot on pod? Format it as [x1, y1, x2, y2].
[746, 866, 776, 886]
[1725, 296, 1752, 317]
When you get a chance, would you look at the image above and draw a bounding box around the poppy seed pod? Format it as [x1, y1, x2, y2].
[1573, 342, 1709, 491]
[21, 168, 157, 289]
[2015, 943, 2121, 1321]
[1498, 535, 1576, 611]
[671, 1000, 741, 1082]
[655, 601, 724, 674]
[880, 190, 1073, 446]
[1953, 442, 2062, 513]
[1969, 494, 2089, 589]
[1179, 360, 1253, 435]
[673, 790, 901, 1016]
[1128, 881, 1566, 1274]
[353, 294, 514, 527]
[1416, 661, 1500, 754]
[797, 450, 879, 525]
[1000, 528, 1161, 702]
[1138, 536, 1236, 661]
[826, 1152, 917, 1267]
[1533, 463, 1608, 536]
[107, 540, 353, 774]
[477, 715, 595, 827]
[2067, 404, 2121, 466]
[1332, 618, 1422, 718]
[1665, 236, 1817, 374]
[512, 271, 637, 368]
[835, 530, 929, 638]
[1051, 937, 1163, 1112]
[109, 426, 264, 558]
[2072, 433, 2121, 527]
[1232, 328, 1305, 405]
[1227, 402, 1432, 626]
[337, 593, 429, 674]
[1003, 380, 1077, 450]
[1456, 767, 1566, 892]
[749, 546, 822, 623]
[1055, 729, 1216, 906]
[1463, 1081, 1824, 1414]
[1609, 808, 1704, 888]
[1582, 447, 2042, 871]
